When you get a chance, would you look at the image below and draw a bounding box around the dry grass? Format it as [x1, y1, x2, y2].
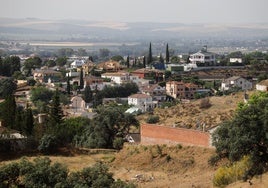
[1, 145, 268, 187]
[138, 91, 251, 131]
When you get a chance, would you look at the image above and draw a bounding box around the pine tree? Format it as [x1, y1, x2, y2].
[148, 42, 153, 65]
[66, 74, 71, 95]
[166, 43, 170, 63]
[80, 68, 84, 89]
[49, 89, 63, 126]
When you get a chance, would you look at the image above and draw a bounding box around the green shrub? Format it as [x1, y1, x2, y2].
[38, 134, 58, 154]
[113, 137, 125, 150]
[146, 115, 160, 124]
[213, 156, 252, 187]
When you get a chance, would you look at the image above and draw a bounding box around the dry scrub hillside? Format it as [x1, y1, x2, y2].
[138, 91, 249, 131]
[111, 144, 216, 187]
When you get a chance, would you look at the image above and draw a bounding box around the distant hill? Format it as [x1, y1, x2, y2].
[0, 17, 268, 42]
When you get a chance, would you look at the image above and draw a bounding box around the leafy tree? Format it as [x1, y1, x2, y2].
[68, 162, 114, 187]
[56, 117, 90, 146]
[77, 48, 87, 56]
[171, 56, 180, 63]
[57, 48, 74, 57]
[166, 43, 170, 63]
[0, 78, 17, 99]
[30, 86, 54, 105]
[212, 92, 268, 176]
[84, 85, 93, 103]
[55, 57, 67, 66]
[27, 78, 36, 86]
[12, 71, 26, 80]
[148, 42, 153, 64]
[77, 105, 139, 149]
[0, 56, 21, 77]
[23, 56, 42, 76]
[38, 134, 58, 154]
[0, 157, 134, 188]
[99, 48, 110, 59]
[111, 55, 124, 62]
[45, 59, 56, 67]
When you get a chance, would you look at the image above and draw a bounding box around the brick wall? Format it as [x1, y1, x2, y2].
[141, 124, 211, 147]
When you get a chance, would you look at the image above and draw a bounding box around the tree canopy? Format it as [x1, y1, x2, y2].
[212, 92, 268, 175]
[0, 157, 135, 187]
[0, 78, 17, 99]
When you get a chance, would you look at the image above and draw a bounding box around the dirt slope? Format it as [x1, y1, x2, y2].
[111, 144, 216, 188]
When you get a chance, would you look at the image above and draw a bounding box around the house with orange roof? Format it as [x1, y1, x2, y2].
[97, 60, 122, 72]
[140, 84, 166, 102]
[166, 81, 198, 99]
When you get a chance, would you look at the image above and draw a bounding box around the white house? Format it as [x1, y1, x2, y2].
[101, 72, 139, 85]
[230, 58, 243, 64]
[189, 46, 216, 66]
[70, 60, 85, 68]
[256, 79, 268, 92]
[221, 76, 252, 91]
[128, 93, 155, 112]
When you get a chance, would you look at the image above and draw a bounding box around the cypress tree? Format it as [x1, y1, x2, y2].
[160, 53, 164, 63]
[143, 56, 146, 68]
[126, 55, 130, 68]
[148, 42, 152, 65]
[49, 89, 63, 126]
[66, 74, 71, 95]
[1, 95, 16, 128]
[84, 85, 92, 103]
[166, 43, 170, 63]
[80, 68, 84, 89]
[23, 106, 34, 136]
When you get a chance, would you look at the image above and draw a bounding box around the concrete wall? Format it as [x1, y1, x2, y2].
[141, 124, 211, 147]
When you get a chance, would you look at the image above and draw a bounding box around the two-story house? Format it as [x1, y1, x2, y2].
[84, 76, 105, 91]
[140, 84, 166, 102]
[128, 93, 155, 112]
[221, 76, 253, 91]
[131, 68, 164, 82]
[189, 46, 216, 66]
[166, 81, 198, 99]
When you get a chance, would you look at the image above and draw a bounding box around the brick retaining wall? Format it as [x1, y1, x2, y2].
[141, 124, 211, 147]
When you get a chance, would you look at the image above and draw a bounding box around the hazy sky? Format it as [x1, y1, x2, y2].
[1, 0, 268, 23]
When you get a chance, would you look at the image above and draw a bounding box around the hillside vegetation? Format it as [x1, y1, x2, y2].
[138, 91, 248, 131]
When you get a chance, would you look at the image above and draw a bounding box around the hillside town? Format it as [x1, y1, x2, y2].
[0, 41, 268, 186]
